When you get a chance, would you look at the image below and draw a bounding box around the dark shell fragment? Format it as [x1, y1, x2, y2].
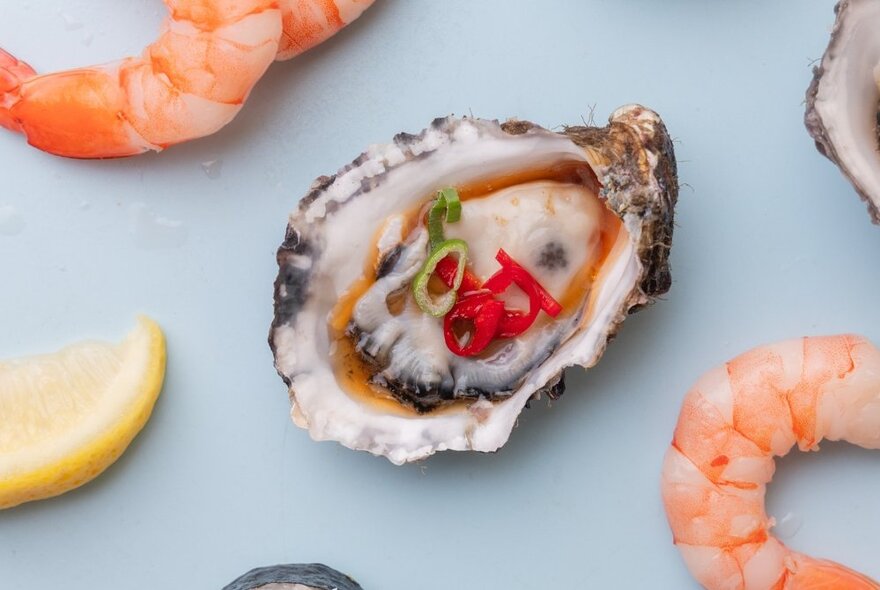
[223, 563, 364, 590]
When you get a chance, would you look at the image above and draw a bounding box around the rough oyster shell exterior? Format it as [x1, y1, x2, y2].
[223, 564, 363, 590]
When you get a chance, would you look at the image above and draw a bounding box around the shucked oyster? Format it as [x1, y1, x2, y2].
[806, 0, 880, 222]
[270, 106, 678, 464]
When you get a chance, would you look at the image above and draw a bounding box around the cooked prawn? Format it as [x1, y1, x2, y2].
[0, 0, 374, 158]
[661, 335, 880, 590]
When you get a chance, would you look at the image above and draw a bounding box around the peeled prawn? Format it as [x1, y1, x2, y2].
[0, 0, 374, 158]
[661, 335, 880, 590]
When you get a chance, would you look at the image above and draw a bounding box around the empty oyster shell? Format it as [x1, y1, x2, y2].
[223, 564, 363, 590]
[270, 106, 678, 464]
[805, 0, 880, 222]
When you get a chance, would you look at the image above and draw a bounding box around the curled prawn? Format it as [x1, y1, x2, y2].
[0, 0, 374, 158]
[661, 335, 880, 590]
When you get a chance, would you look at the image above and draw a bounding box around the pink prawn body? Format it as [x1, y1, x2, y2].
[0, 0, 374, 158]
[662, 335, 880, 590]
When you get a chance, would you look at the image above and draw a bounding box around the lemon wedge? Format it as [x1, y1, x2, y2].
[0, 316, 165, 509]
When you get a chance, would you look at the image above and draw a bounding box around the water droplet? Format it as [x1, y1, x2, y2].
[77, 200, 91, 211]
[128, 202, 188, 249]
[60, 12, 84, 31]
[201, 159, 223, 179]
[82, 33, 94, 46]
[773, 511, 804, 540]
[0, 206, 25, 236]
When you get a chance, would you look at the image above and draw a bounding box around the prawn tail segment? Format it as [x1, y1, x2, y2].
[0, 48, 37, 132]
[1, 61, 153, 159]
[788, 554, 880, 589]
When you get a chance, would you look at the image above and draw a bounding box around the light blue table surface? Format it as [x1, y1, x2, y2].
[2, 1, 879, 588]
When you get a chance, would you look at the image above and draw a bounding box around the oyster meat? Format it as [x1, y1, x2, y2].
[806, 0, 880, 222]
[270, 106, 678, 464]
[223, 564, 363, 590]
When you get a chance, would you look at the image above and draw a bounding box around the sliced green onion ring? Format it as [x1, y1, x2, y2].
[427, 187, 462, 249]
[412, 239, 468, 317]
[439, 187, 462, 222]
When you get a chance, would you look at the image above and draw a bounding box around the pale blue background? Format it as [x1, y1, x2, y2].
[1, 1, 878, 588]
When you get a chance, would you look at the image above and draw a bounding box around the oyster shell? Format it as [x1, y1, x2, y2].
[270, 106, 678, 464]
[223, 564, 363, 590]
[805, 0, 880, 222]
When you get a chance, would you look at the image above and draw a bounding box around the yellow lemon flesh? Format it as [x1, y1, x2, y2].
[0, 316, 165, 509]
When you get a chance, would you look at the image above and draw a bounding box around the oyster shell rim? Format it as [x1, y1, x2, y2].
[269, 106, 678, 463]
[805, 0, 880, 223]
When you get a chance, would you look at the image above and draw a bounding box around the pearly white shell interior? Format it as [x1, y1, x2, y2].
[812, 0, 880, 207]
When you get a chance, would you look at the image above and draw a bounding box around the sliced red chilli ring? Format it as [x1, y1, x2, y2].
[443, 291, 505, 357]
[482, 266, 541, 338]
[493, 248, 562, 317]
[435, 254, 482, 293]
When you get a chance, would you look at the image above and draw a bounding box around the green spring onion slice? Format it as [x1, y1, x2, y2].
[412, 239, 468, 317]
[427, 187, 462, 250]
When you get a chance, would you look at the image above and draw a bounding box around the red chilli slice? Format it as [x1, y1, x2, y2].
[443, 291, 505, 357]
[435, 254, 482, 293]
[437, 249, 563, 356]
[493, 249, 562, 317]
[482, 266, 543, 338]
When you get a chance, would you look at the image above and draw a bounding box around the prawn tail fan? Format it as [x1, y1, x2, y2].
[0, 48, 35, 132]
